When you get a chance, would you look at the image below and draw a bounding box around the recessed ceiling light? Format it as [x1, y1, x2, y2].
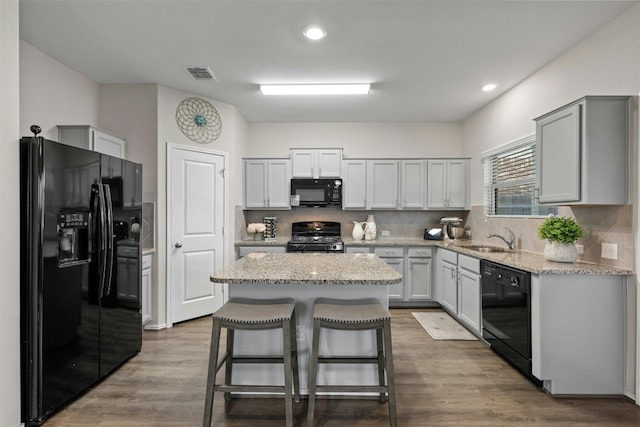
[303, 24, 327, 40]
[260, 84, 371, 95]
[482, 83, 498, 92]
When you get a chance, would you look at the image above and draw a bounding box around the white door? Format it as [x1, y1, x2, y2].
[169, 145, 226, 324]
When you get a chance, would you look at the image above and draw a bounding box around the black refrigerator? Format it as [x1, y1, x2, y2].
[20, 135, 143, 426]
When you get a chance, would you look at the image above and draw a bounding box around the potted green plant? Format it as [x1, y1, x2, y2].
[538, 215, 584, 263]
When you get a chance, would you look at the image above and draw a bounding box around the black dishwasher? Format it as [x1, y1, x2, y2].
[481, 260, 542, 387]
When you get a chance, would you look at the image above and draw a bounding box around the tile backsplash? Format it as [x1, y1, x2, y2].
[464, 204, 633, 270]
[142, 202, 155, 252]
[244, 204, 633, 269]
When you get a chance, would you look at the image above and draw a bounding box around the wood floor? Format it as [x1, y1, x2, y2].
[46, 309, 640, 427]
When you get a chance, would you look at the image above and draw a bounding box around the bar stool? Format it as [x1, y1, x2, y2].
[203, 297, 300, 427]
[307, 298, 397, 427]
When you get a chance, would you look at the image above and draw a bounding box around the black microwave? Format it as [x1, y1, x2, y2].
[291, 178, 342, 207]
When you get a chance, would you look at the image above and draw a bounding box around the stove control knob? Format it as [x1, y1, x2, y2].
[510, 277, 519, 287]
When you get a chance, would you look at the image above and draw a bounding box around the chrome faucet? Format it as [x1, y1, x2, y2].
[486, 227, 516, 250]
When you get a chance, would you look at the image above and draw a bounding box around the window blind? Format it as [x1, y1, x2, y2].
[483, 134, 556, 216]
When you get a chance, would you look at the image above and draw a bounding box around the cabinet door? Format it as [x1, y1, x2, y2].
[342, 160, 367, 209]
[382, 257, 404, 300]
[266, 160, 291, 208]
[446, 160, 468, 209]
[317, 149, 342, 177]
[441, 261, 457, 314]
[458, 267, 480, 333]
[401, 160, 425, 209]
[427, 160, 447, 209]
[141, 255, 152, 325]
[291, 150, 315, 178]
[407, 257, 432, 300]
[244, 160, 267, 208]
[93, 129, 125, 158]
[536, 103, 581, 203]
[345, 246, 371, 254]
[367, 160, 398, 209]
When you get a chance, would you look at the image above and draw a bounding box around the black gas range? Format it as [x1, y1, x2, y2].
[286, 221, 344, 253]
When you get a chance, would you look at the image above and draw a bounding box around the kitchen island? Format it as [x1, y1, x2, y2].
[209, 252, 402, 395]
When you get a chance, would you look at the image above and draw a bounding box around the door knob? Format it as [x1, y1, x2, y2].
[174, 242, 183, 248]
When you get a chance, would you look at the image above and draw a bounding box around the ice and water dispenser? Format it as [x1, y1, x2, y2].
[57, 209, 91, 266]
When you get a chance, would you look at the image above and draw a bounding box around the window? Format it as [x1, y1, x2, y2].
[483, 134, 557, 217]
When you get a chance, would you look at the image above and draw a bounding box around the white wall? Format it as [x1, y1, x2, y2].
[20, 41, 99, 140]
[0, 2, 21, 426]
[247, 122, 462, 158]
[99, 84, 158, 202]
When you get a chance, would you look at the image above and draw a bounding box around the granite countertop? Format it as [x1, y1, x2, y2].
[234, 237, 632, 276]
[210, 252, 403, 285]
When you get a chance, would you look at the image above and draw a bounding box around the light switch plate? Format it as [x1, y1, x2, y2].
[381, 230, 390, 237]
[601, 243, 618, 260]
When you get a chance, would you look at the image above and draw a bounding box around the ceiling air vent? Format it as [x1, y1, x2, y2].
[184, 67, 217, 81]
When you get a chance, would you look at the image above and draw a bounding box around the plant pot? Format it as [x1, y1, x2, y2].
[543, 241, 578, 263]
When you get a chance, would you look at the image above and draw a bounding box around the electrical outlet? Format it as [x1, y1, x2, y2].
[381, 230, 390, 237]
[575, 244, 584, 255]
[601, 243, 618, 260]
[296, 325, 306, 341]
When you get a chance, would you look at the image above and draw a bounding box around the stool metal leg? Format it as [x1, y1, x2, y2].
[383, 319, 397, 427]
[203, 318, 222, 427]
[306, 318, 322, 427]
[282, 319, 294, 427]
[224, 328, 234, 402]
[376, 327, 387, 403]
[290, 309, 301, 403]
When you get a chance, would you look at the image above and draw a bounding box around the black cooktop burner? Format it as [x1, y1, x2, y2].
[287, 221, 344, 252]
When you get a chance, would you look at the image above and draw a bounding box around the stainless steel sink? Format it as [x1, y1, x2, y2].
[462, 245, 509, 253]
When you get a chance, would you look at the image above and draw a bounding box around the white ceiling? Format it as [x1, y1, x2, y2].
[19, 0, 637, 123]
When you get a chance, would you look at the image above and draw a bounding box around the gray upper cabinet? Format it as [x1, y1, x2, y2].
[244, 159, 291, 209]
[58, 125, 126, 158]
[291, 149, 342, 178]
[342, 159, 367, 209]
[427, 159, 469, 209]
[535, 96, 630, 205]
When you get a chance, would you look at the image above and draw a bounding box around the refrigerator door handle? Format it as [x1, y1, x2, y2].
[103, 184, 114, 296]
[96, 184, 108, 297]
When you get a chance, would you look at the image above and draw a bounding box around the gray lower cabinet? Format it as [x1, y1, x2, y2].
[347, 246, 433, 306]
[456, 254, 481, 333]
[141, 254, 152, 326]
[440, 249, 458, 314]
[374, 247, 405, 300]
[531, 273, 625, 395]
[437, 249, 481, 334]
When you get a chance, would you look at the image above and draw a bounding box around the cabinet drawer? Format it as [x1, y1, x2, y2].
[238, 246, 286, 257]
[142, 255, 152, 269]
[408, 247, 432, 258]
[374, 247, 403, 257]
[458, 254, 479, 273]
[117, 245, 139, 258]
[440, 249, 457, 264]
[346, 247, 372, 254]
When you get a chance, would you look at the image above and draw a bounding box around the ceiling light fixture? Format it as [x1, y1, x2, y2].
[260, 84, 371, 96]
[482, 83, 498, 92]
[303, 24, 327, 40]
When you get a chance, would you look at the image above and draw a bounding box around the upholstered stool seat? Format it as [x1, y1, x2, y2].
[203, 298, 300, 427]
[307, 298, 397, 427]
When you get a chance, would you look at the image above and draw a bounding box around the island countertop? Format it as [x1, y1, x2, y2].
[210, 252, 403, 285]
